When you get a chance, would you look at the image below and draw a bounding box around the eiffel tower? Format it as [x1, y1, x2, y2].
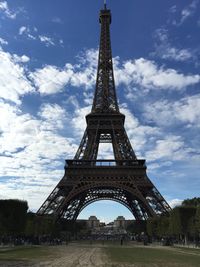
[37, 3, 171, 221]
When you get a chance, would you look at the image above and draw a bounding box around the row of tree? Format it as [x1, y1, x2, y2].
[146, 198, 200, 243]
[0, 199, 87, 241]
[0, 198, 200, 244]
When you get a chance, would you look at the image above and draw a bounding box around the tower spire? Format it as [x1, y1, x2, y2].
[92, 2, 118, 113]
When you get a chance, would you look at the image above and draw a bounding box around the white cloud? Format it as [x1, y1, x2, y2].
[0, 1, 16, 19]
[0, 101, 39, 153]
[0, 100, 78, 210]
[147, 161, 172, 171]
[174, 0, 199, 26]
[19, 26, 27, 35]
[0, 47, 97, 104]
[0, 48, 34, 104]
[70, 49, 97, 88]
[21, 130, 76, 160]
[30, 50, 200, 97]
[71, 106, 90, 136]
[59, 39, 64, 46]
[52, 17, 62, 24]
[27, 33, 36, 40]
[169, 5, 177, 14]
[18, 26, 37, 40]
[39, 35, 55, 47]
[168, 199, 183, 208]
[13, 54, 30, 63]
[97, 143, 115, 159]
[115, 58, 200, 90]
[64, 95, 80, 109]
[19, 27, 62, 47]
[120, 106, 161, 156]
[38, 103, 68, 130]
[180, 0, 199, 24]
[77, 48, 98, 67]
[83, 91, 93, 105]
[29, 64, 73, 94]
[0, 183, 57, 211]
[198, 18, 200, 27]
[145, 135, 190, 162]
[143, 94, 200, 127]
[162, 48, 192, 62]
[30, 49, 98, 94]
[39, 103, 66, 121]
[0, 37, 8, 45]
[153, 28, 193, 62]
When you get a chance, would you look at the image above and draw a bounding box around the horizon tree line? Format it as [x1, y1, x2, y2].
[0, 197, 199, 244]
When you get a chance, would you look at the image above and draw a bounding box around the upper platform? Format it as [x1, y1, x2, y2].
[99, 6, 111, 24]
[65, 159, 146, 168]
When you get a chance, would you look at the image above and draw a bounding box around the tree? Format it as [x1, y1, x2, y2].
[146, 216, 169, 238]
[182, 198, 200, 207]
[35, 215, 55, 236]
[0, 199, 28, 235]
[169, 206, 196, 244]
[157, 216, 170, 237]
[195, 206, 200, 235]
[126, 220, 146, 234]
[25, 212, 37, 236]
[147, 217, 158, 237]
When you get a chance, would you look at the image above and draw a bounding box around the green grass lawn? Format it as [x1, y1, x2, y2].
[175, 246, 200, 255]
[0, 246, 54, 261]
[105, 246, 200, 267]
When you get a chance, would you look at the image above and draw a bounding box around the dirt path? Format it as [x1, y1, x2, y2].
[37, 246, 107, 267]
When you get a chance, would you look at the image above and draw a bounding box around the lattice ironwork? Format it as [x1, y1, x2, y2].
[37, 4, 171, 221]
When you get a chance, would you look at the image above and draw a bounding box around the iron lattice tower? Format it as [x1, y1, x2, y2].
[37, 4, 171, 221]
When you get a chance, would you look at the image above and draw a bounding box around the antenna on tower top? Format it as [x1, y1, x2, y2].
[104, 0, 107, 9]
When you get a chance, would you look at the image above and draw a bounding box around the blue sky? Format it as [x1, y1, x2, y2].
[0, 0, 200, 223]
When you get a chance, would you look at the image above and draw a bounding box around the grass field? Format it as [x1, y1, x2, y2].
[0, 244, 199, 266]
[105, 246, 200, 267]
[0, 245, 56, 261]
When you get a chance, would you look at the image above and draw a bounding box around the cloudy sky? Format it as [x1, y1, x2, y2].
[0, 0, 200, 223]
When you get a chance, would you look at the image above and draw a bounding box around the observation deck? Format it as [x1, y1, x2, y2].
[65, 159, 146, 169]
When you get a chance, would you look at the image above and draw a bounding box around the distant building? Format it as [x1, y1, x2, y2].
[87, 216, 100, 229]
[114, 216, 126, 228]
[77, 215, 133, 231]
